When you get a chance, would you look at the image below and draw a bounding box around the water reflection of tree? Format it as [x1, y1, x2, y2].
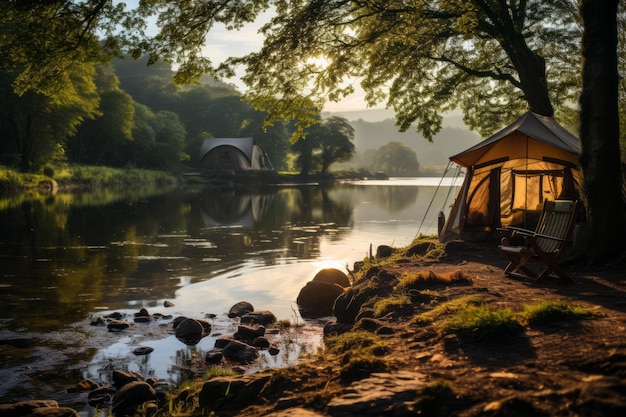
[365, 185, 419, 213]
[0, 185, 355, 332]
[197, 185, 354, 262]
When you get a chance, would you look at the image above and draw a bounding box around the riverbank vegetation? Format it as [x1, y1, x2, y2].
[0, 164, 178, 194]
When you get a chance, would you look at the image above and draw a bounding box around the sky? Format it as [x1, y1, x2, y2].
[198, 10, 381, 113]
[116, 1, 388, 114]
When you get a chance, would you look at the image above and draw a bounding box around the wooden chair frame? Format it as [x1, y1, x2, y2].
[499, 200, 578, 282]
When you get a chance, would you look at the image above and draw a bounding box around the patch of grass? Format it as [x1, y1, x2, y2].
[520, 300, 593, 327]
[412, 295, 485, 325]
[325, 330, 390, 382]
[372, 292, 412, 317]
[339, 351, 389, 382]
[276, 319, 292, 330]
[325, 330, 387, 355]
[203, 365, 239, 381]
[396, 269, 472, 291]
[441, 304, 523, 342]
[404, 236, 447, 259]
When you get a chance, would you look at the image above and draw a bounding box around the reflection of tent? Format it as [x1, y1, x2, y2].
[200, 189, 273, 228]
[198, 137, 274, 171]
[439, 112, 581, 242]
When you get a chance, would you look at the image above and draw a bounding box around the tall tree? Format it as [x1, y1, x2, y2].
[316, 116, 356, 173]
[292, 116, 355, 175]
[363, 142, 420, 177]
[578, 0, 625, 262]
[70, 64, 135, 166]
[0, 64, 100, 171]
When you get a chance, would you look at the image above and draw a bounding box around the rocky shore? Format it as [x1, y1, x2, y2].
[3, 240, 626, 417]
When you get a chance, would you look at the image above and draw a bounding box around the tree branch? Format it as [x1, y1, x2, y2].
[432, 54, 522, 88]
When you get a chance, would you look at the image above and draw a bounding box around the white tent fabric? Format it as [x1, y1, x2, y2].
[440, 112, 581, 242]
[198, 137, 274, 171]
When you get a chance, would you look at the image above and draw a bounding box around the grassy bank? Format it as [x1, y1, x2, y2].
[0, 165, 179, 194]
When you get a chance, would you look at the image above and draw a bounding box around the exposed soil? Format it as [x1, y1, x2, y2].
[207, 241, 626, 417]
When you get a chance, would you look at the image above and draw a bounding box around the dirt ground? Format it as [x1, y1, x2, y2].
[212, 241, 626, 417]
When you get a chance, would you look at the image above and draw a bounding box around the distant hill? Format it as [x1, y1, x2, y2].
[323, 110, 482, 170]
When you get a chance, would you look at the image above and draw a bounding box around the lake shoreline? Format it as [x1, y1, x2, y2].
[5, 239, 626, 416]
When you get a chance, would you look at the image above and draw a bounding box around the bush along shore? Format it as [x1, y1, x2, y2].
[3, 239, 626, 416]
[0, 165, 180, 195]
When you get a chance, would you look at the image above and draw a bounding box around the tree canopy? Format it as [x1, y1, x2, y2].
[292, 116, 356, 175]
[119, 0, 582, 139]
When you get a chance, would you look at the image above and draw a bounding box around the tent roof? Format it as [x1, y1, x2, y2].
[450, 112, 580, 168]
[199, 137, 255, 161]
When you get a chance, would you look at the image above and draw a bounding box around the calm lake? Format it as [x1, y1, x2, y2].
[0, 177, 460, 408]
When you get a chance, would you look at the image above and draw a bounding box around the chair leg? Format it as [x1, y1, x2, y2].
[502, 254, 539, 280]
[536, 264, 573, 282]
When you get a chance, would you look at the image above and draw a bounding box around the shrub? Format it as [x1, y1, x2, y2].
[42, 166, 55, 178]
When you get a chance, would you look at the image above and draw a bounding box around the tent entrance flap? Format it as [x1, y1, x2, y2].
[465, 167, 501, 231]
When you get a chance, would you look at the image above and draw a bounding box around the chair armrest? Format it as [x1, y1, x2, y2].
[500, 226, 535, 235]
[531, 233, 572, 243]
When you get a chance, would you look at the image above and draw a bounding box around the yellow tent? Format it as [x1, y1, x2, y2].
[440, 112, 581, 242]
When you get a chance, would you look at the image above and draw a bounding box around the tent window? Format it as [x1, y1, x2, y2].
[511, 169, 566, 212]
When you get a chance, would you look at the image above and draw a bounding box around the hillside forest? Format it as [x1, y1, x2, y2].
[0, 55, 479, 177]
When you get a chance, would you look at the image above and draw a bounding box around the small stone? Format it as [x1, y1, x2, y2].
[107, 320, 131, 332]
[133, 346, 154, 356]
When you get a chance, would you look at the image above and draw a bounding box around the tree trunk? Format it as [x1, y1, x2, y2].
[578, 0, 626, 262]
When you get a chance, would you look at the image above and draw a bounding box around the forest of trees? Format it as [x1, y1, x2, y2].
[0, 53, 416, 176]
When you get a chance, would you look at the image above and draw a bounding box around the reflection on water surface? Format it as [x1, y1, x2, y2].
[0, 178, 459, 404]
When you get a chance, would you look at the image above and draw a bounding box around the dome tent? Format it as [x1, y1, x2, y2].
[198, 137, 274, 171]
[439, 111, 581, 242]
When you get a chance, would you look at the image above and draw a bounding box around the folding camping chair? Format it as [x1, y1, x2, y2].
[499, 200, 578, 282]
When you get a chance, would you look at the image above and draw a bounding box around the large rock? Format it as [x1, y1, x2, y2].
[0, 401, 72, 417]
[333, 268, 398, 324]
[312, 268, 351, 287]
[112, 371, 143, 390]
[228, 301, 254, 318]
[222, 340, 258, 364]
[87, 387, 116, 407]
[198, 374, 271, 410]
[297, 281, 345, 318]
[174, 318, 207, 346]
[111, 381, 157, 417]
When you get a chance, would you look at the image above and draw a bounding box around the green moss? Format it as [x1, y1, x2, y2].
[441, 305, 523, 342]
[520, 300, 593, 327]
[413, 295, 485, 325]
[372, 292, 412, 317]
[325, 330, 387, 355]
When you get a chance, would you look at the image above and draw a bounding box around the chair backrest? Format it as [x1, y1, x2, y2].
[534, 200, 578, 253]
